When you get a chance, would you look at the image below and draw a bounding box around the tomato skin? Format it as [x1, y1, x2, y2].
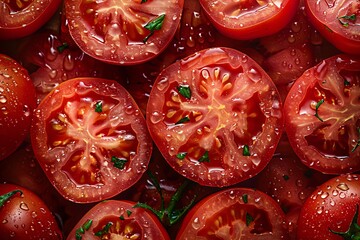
[0, 183, 62, 240]
[0, 0, 62, 40]
[199, 0, 300, 40]
[65, 0, 184, 65]
[297, 174, 360, 240]
[0, 54, 36, 161]
[176, 188, 289, 239]
[147, 47, 283, 187]
[284, 54, 360, 174]
[304, 0, 360, 55]
[67, 200, 170, 240]
[31, 77, 152, 203]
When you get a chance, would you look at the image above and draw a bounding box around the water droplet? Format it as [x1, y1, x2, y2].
[229, 190, 235, 199]
[156, 77, 169, 91]
[23, 105, 31, 117]
[0, 95, 7, 103]
[192, 217, 201, 230]
[320, 192, 329, 199]
[150, 111, 164, 124]
[298, 191, 306, 200]
[247, 68, 261, 82]
[339, 192, 346, 199]
[31, 211, 37, 218]
[2, 219, 8, 224]
[19, 203, 29, 211]
[316, 206, 324, 214]
[337, 183, 349, 191]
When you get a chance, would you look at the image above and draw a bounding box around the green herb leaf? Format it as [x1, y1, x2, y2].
[0, 190, 22, 207]
[243, 145, 250, 156]
[177, 85, 191, 99]
[176, 116, 190, 125]
[338, 14, 356, 27]
[75, 231, 82, 240]
[141, 0, 147, 3]
[126, 210, 132, 217]
[198, 151, 210, 163]
[95, 101, 103, 113]
[246, 212, 254, 226]
[57, 42, 69, 53]
[94, 222, 113, 237]
[176, 152, 187, 160]
[329, 204, 360, 238]
[242, 194, 248, 203]
[315, 99, 325, 122]
[344, 79, 351, 86]
[111, 156, 127, 170]
[82, 219, 92, 231]
[283, 175, 290, 181]
[143, 14, 165, 42]
[119, 215, 125, 220]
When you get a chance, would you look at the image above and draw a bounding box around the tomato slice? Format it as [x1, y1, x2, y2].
[67, 200, 170, 240]
[146, 47, 284, 187]
[0, 0, 61, 39]
[305, 0, 360, 55]
[199, 0, 300, 40]
[284, 54, 360, 174]
[31, 77, 152, 203]
[176, 188, 289, 239]
[65, 0, 184, 65]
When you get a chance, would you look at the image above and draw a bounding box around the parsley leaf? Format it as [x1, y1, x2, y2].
[177, 85, 191, 99]
[198, 151, 210, 163]
[143, 14, 165, 42]
[111, 156, 127, 170]
[95, 101, 103, 113]
[243, 145, 250, 156]
[315, 99, 325, 122]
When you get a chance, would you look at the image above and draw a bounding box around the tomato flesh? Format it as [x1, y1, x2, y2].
[147, 47, 283, 187]
[31, 78, 152, 203]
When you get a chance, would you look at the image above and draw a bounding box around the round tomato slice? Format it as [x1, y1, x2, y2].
[176, 188, 289, 239]
[146, 47, 284, 187]
[199, 0, 300, 40]
[305, 0, 360, 55]
[67, 200, 169, 240]
[0, 0, 61, 40]
[31, 77, 152, 203]
[284, 54, 360, 174]
[65, 0, 184, 65]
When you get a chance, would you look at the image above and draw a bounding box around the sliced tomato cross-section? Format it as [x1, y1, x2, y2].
[31, 77, 152, 203]
[146, 47, 284, 187]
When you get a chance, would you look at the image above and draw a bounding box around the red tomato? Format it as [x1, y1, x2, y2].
[17, 31, 124, 104]
[199, 0, 300, 40]
[67, 200, 169, 240]
[30, 77, 152, 203]
[0, 183, 62, 240]
[0, 54, 36, 161]
[305, 0, 360, 55]
[65, 0, 184, 65]
[176, 188, 289, 239]
[297, 174, 360, 240]
[284, 54, 360, 174]
[0, 0, 61, 40]
[146, 47, 284, 187]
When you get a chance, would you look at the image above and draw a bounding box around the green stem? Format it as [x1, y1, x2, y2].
[0, 190, 22, 207]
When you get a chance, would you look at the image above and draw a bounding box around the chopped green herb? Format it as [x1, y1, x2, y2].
[75, 231, 82, 240]
[177, 85, 191, 99]
[338, 14, 356, 27]
[0, 190, 22, 207]
[176, 152, 187, 160]
[314, 99, 325, 122]
[351, 127, 360, 153]
[283, 175, 290, 181]
[83, 219, 92, 231]
[176, 116, 190, 125]
[198, 151, 210, 163]
[143, 14, 165, 42]
[126, 210, 132, 217]
[95, 101, 103, 113]
[75, 219, 92, 240]
[246, 212, 254, 226]
[57, 42, 69, 53]
[344, 79, 351, 86]
[94, 222, 113, 237]
[141, 0, 147, 3]
[111, 156, 127, 170]
[119, 215, 125, 220]
[242, 194, 248, 203]
[243, 145, 250, 156]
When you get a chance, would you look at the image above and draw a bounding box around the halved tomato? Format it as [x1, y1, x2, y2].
[284, 54, 360, 174]
[176, 188, 289, 239]
[31, 77, 152, 203]
[67, 200, 169, 240]
[0, 0, 61, 39]
[199, 0, 300, 40]
[65, 0, 184, 65]
[146, 47, 284, 187]
[305, 0, 360, 55]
